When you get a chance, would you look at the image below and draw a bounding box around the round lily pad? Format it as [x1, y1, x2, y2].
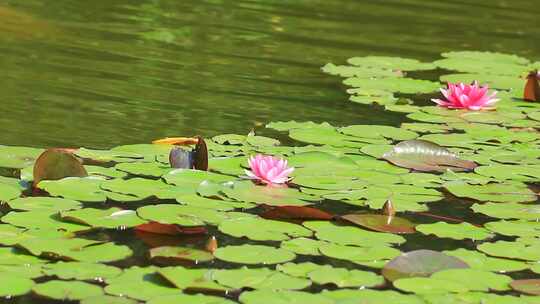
[471, 202, 540, 221]
[307, 265, 384, 288]
[2, 210, 90, 232]
[218, 217, 312, 241]
[0, 182, 22, 202]
[443, 248, 529, 272]
[304, 221, 406, 247]
[322, 289, 424, 304]
[445, 182, 537, 203]
[240, 290, 333, 304]
[477, 241, 540, 261]
[61, 208, 146, 229]
[416, 222, 493, 241]
[43, 262, 122, 281]
[81, 295, 139, 304]
[214, 245, 295, 265]
[346, 56, 435, 71]
[157, 266, 227, 291]
[137, 204, 253, 227]
[485, 220, 540, 237]
[212, 267, 311, 290]
[510, 279, 540, 295]
[0, 145, 43, 169]
[38, 177, 108, 202]
[319, 243, 401, 266]
[150, 246, 214, 263]
[32, 149, 88, 186]
[339, 125, 418, 141]
[222, 181, 315, 206]
[0, 276, 34, 297]
[33, 280, 104, 301]
[148, 294, 235, 304]
[432, 269, 512, 291]
[382, 249, 469, 282]
[280, 237, 327, 256]
[7, 197, 83, 212]
[393, 277, 469, 294]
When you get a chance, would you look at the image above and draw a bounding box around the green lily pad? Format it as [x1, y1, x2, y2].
[214, 244, 295, 265]
[218, 217, 312, 241]
[431, 268, 512, 291]
[319, 243, 401, 266]
[105, 266, 179, 301]
[75, 148, 143, 163]
[137, 204, 253, 227]
[444, 248, 529, 272]
[304, 221, 406, 246]
[176, 194, 254, 210]
[382, 249, 469, 282]
[81, 295, 139, 304]
[445, 182, 537, 203]
[276, 262, 323, 278]
[280, 237, 328, 256]
[18, 238, 132, 263]
[61, 208, 146, 229]
[148, 294, 235, 304]
[157, 266, 227, 291]
[0, 182, 22, 202]
[307, 265, 384, 288]
[240, 290, 333, 304]
[322, 62, 402, 78]
[344, 77, 440, 94]
[0, 264, 43, 278]
[100, 177, 187, 200]
[33, 280, 104, 301]
[38, 177, 108, 202]
[0, 145, 43, 169]
[43, 261, 122, 281]
[150, 246, 214, 263]
[111, 144, 172, 162]
[485, 220, 540, 237]
[115, 162, 173, 177]
[471, 202, 540, 220]
[477, 241, 540, 261]
[7, 197, 83, 212]
[510, 279, 540, 296]
[416, 222, 493, 241]
[339, 125, 418, 141]
[0, 276, 34, 297]
[222, 181, 314, 206]
[393, 277, 469, 294]
[289, 126, 381, 148]
[347, 56, 435, 71]
[212, 267, 311, 290]
[322, 289, 425, 304]
[2, 210, 90, 232]
[475, 164, 540, 182]
[0, 247, 47, 265]
[163, 168, 232, 189]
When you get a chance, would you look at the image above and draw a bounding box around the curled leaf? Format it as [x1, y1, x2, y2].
[523, 70, 540, 102]
[382, 140, 477, 172]
[33, 149, 88, 186]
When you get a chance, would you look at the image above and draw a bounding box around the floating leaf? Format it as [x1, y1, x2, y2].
[307, 265, 384, 288]
[135, 222, 206, 236]
[240, 290, 333, 304]
[415, 222, 493, 240]
[43, 262, 122, 281]
[319, 243, 401, 266]
[445, 182, 537, 203]
[511, 279, 540, 295]
[382, 140, 477, 172]
[340, 125, 418, 141]
[382, 249, 469, 282]
[0, 145, 43, 169]
[148, 294, 235, 304]
[346, 56, 435, 71]
[443, 248, 529, 272]
[0, 276, 34, 297]
[212, 267, 310, 290]
[472, 202, 540, 220]
[2, 210, 89, 232]
[344, 77, 440, 94]
[33, 280, 104, 301]
[260, 206, 333, 220]
[485, 220, 540, 237]
[150, 246, 214, 264]
[82, 295, 138, 304]
[105, 266, 179, 301]
[33, 149, 88, 186]
[61, 208, 146, 229]
[341, 214, 415, 234]
[137, 204, 253, 227]
[477, 240, 540, 261]
[218, 217, 312, 241]
[214, 245, 295, 265]
[393, 277, 468, 294]
[222, 181, 315, 206]
[431, 268, 512, 291]
[280, 237, 328, 256]
[0, 182, 22, 201]
[304, 221, 406, 246]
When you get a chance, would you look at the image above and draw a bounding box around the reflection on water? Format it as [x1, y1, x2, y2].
[0, 0, 538, 148]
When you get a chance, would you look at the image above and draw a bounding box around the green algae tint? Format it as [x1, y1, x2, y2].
[0, 51, 539, 303]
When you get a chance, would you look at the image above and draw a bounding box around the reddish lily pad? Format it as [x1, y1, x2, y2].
[382, 140, 477, 172]
[260, 206, 334, 220]
[341, 214, 416, 234]
[510, 279, 540, 295]
[382, 249, 469, 282]
[33, 149, 88, 186]
[135, 222, 207, 236]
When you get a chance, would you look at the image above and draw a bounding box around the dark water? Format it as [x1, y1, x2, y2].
[0, 0, 539, 149]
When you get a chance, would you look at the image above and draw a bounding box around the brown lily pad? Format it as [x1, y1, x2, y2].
[33, 148, 88, 186]
[382, 249, 469, 282]
[510, 279, 540, 295]
[341, 214, 416, 234]
[260, 205, 334, 220]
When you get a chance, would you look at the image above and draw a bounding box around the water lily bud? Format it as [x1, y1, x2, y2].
[169, 147, 194, 169]
[205, 236, 218, 253]
[382, 199, 396, 217]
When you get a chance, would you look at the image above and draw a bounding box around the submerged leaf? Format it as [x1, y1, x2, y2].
[382, 140, 477, 172]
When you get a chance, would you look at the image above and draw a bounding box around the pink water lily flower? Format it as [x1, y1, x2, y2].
[432, 81, 499, 110]
[245, 154, 294, 185]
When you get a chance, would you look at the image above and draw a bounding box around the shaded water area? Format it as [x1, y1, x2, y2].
[0, 1, 540, 304]
[1, 0, 539, 148]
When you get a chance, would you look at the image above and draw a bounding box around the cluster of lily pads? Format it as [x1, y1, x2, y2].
[0, 50, 539, 303]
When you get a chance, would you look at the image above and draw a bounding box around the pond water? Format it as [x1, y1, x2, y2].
[1, 0, 539, 148]
[0, 1, 540, 304]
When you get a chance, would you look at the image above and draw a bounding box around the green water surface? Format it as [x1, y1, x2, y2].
[1, 0, 539, 148]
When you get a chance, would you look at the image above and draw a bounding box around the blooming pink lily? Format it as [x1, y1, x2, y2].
[245, 154, 294, 185]
[432, 81, 499, 110]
